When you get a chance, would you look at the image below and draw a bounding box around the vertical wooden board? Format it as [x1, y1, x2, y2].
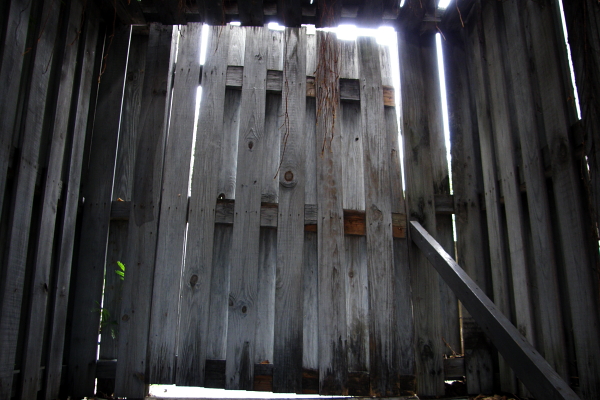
[266, 29, 283, 71]
[465, 14, 516, 393]
[339, 40, 358, 80]
[225, 26, 269, 391]
[114, 23, 175, 398]
[227, 25, 246, 67]
[113, 33, 148, 202]
[499, 0, 568, 381]
[422, 35, 461, 358]
[0, 0, 32, 222]
[20, 1, 86, 397]
[522, 2, 600, 398]
[273, 27, 307, 394]
[177, 25, 230, 387]
[262, 93, 281, 203]
[43, 14, 101, 400]
[480, 4, 536, 372]
[315, 31, 348, 395]
[147, 23, 202, 385]
[444, 31, 494, 394]
[218, 89, 242, 200]
[255, 227, 277, 365]
[397, 30, 444, 397]
[357, 36, 398, 396]
[306, 32, 317, 78]
[341, 102, 365, 210]
[206, 224, 233, 360]
[0, 0, 63, 396]
[277, 0, 302, 27]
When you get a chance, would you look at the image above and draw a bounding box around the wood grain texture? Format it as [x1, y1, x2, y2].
[115, 23, 175, 398]
[218, 89, 241, 200]
[177, 25, 230, 387]
[44, 14, 101, 400]
[147, 23, 202, 385]
[443, 30, 494, 394]
[20, 1, 85, 397]
[357, 36, 398, 396]
[410, 221, 580, 400]
[499, 0, 568, 382]
[0, 0, 32, 223]
[315, 31, 347, 395]
[522, 1, 600, 397]
[225, 26, 269, 390]
[273, 27, 307, 393]
[0, 0, 63, 396]
[466, 11, 516, 392]
[397, 29, 444, 397]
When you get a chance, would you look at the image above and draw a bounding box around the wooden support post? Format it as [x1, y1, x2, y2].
[410, 220, 580, 400]
[114, 23, 175, 398]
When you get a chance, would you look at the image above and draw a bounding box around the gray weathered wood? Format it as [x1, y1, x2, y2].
[217, 89, 241, 199]
[147, 23, 202, 384]
[255, 227, 277, 364]
[273, 27, 307, 393]
[262, 93, 281, 202]
[225, 26, 269, 390]
[43, 14, 101, 399]
[177, 25, 230, 387]
[20, 1, 85, 397]
[357, 36, 398, 396]
[499, 0, 569, 381]
[410, 220, 580, 400]
[115, 23, 175, 398]
[0, 0, 32, 223]
[397, 29, 444, 397]
[444, 29, 494, 394]
[315, 31, 347, 395]
[465, 12, 516, 392]
[523, 1, 600, 398]
[0, 0, 63, 396]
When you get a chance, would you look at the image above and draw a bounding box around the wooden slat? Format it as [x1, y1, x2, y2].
[315, 31, 347, 395]
[444, 30, 494, 394]
[500, 0, 569, 382]
[357, 36, 397, 396]
[0, 0, 32, 224]
[410, 220, 580, 400]
[177, 25, 230, 387]
[44, 12, 102, 400]
[225, 26, 269, 390]
[147, 23, 202, 384]
[114, 23, 175, 398]
[397, 29, 444, 397]
[316, 0, 342, 27]
[255, 227, 276, 365]
[20, 1, 85, 397]
[239, 0, 264, 26]
[272, 27, 307, 393]
[465, 12, 516, 392]
[278, 0, 302, 27]
[523, 1, 600, 398]
[0, 0, 63, 396]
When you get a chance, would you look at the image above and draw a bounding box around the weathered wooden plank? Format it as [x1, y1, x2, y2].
[114, 23, 175, 398]
[147, 23, 202, 384]
[465, 11, 516, 392]
[316, 0, 342, 27]
[43, 13, 101, 400]
[0, 0, 32, 224]
[177, 25, 230, 387]
[410, 220, 580, 400]
[255, 227, 277, 363]
[278, 0, 302, 27]
[113, 33, 148, 202]
[272, 27, 307, 393]
[522, 1, 600, 398]
[397, 29, 444, 397]
[0, 0, 63, 395]
[499, 0, 569, 382]
[262, 94, 281, 202]
[315, 31, 347, 395]
[239, 0, 263, 26]
[444, 29, 494, 394]
[20, 1, 85, 397]
[217, 89, 242, 199]
[225, 26, 269, 390]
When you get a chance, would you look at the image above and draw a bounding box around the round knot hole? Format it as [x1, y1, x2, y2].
[190, 274, 198, 287]
[242, 305, 247, 313]
[248, 141, 254, 150]
[284, 171, 294, 182]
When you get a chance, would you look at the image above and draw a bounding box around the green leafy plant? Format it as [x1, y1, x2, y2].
[92, 301, 119, 339]
[115, 260, 125, 280]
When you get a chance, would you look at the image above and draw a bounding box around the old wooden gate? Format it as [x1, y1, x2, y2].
[69, 24, 415, 398]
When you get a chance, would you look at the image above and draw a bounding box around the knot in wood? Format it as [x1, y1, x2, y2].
[190, 274, 198, 287]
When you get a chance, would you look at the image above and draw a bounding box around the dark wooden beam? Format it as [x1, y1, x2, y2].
[202, 0, 226, 25]
[439, 0, 476, 32]
[239, 0, 264, 25]
[102, 0, 146, 25]
[410, 221, 580, 400]
[397, 0, 437, 33]
[278, 0, 303, 26]
[316, 0, 342, 27]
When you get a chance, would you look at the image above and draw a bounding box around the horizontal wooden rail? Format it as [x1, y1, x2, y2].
[409, 221, 580, 400]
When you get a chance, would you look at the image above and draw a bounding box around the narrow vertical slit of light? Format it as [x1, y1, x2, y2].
[557, 0, 582, 120]
[436, 33, 457, 244]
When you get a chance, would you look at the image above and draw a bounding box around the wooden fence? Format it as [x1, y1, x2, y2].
[1, 0, 599, 399]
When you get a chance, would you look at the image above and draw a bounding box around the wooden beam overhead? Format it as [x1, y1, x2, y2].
[239, 0, 264, 25]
